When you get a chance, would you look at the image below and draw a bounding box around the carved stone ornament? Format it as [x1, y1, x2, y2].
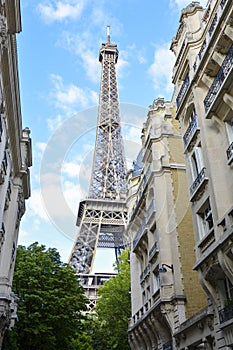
[15, 188, 25, 229]
[182, 2, 203, 16]
[149, 98, 165, 111]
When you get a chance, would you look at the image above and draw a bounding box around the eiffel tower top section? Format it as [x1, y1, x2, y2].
[88, 26, 127, 201]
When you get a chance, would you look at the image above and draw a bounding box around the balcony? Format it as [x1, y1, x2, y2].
[193, 0, 228, 72]
[163, 341, 173, 350]
[190, 167, 208, 201]
[132, 219, 147, 250]
[147, 199, 156, 225]
[143, 165, 151, 188]
[204, 44, 233, 113]
[227, 142, 233, 165]
[176, 73, 190, 109]
[149, 241, 159, 262]
[183, 115, 199, 151]
[129, 166, 152, 221]
[219, 303, 233, 345]
[140, 264, 151, 284]
[219, 303, 233, 324]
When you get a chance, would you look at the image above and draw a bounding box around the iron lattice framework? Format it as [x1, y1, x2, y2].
[89, 29, 127, 200]
[69, 28, 127, 280]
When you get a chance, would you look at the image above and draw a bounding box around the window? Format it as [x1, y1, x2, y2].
[189, 144, 204, 180]
[226, 118, 233, 142]
[0, 115, 2, 141]
[188, 108, 197, 124]
[218, 276, 233, 307]
[153, 269, 160, 293]
[226, 118, 233, 163]
[224, 277, 233, 302]
[197, 200, 214, 240]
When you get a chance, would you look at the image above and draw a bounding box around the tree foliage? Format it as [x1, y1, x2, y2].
[3, 243, 88, 350]
[94, 249, 131, 350]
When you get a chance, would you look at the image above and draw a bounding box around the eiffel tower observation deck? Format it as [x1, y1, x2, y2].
[69, 27, 128, 308]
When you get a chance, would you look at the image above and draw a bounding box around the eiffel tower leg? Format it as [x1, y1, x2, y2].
[70, 221, 100, 274]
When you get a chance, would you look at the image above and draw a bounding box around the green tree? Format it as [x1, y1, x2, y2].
[95, 249, 131, 350]
[3, 243, 88, 350]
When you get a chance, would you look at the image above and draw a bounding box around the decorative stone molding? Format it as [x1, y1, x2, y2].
[181, 2, 203, 16]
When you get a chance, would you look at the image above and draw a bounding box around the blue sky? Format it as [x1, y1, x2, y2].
[17, 0, 207, 271]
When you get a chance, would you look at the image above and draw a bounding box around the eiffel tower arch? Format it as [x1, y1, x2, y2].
[69, 27, 128, 309]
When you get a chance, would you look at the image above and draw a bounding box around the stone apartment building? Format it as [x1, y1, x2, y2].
[0, 1, 32, 347]
[127, 98, 207, 349]
[171, 0, 233, 348]
[127, 0, 233, 348]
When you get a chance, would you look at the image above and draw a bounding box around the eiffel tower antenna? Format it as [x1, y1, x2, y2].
[69, 27, 128, 309]
[107, 25, 110, 43]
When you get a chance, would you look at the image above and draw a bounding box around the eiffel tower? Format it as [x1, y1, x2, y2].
[69, 27, 128, 308]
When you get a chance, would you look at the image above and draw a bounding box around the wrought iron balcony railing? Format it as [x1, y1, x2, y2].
[176, 73, 189, 109]
[219, 303, 233, 324]
[163, 341, 173, 350]
[143, 165, 151, 187]
[140, 264, 151, 283]
[149, 241, 158, 262]
[190, 167, 207, 199]
[147, 199, 156, 223]
[193, 0, 227, 71]
[133, 219, 147, 250]
[204, 44, 233, 113]
[226, 142, 233, 164]
[183, 115, 199, 149]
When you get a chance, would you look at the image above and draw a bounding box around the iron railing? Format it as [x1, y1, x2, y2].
[204, 44, 233, 112]
[198, 39, 206, 60]
[140, 264, 151, 283]
[226, 142, 233, 161]
[219, 303, 233, 324]
[133, 219, 146, 250]
[147, 199, 155, 221]
[176, 73, 189, 109]
[163, 341, 173, 350]
[194, 0, 227, 71]
[149, 241, 158, 261]
[208, 13, 218, 37]
[220, 0, 227, 9]
[190, 167, 207, 198]
[183, 115, 198, 149]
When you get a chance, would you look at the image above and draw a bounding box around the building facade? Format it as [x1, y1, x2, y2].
[127, 98, 207, 349]
[0, 0, 32, 346]
[171, 0, 233, 348]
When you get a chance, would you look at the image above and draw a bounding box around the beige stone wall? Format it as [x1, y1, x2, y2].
[172, 168, 207, 318]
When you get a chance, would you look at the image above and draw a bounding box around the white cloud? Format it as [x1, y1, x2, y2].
[148, 43, 175, 97]
[63, 180, 81, 214]
[50, 74, 98, 109]
[47, 114, 63, 132]
[62, 162, 81, 178]
[37, 0, 86, 23]
[36, 142, 47, 153]
[138, 53, 147, 64]
[26, 189, 49, 222]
